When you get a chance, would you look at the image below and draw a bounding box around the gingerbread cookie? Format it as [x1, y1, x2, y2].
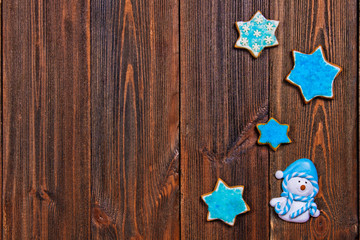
[256, 117, 291, 151]
[286, 46, 342, 103]
[235, 11, 279, 58]
[201, 178, 250, 226]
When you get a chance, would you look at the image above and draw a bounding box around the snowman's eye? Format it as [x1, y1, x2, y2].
[298, 181, 300, 183]
[305, 181, 308, 184]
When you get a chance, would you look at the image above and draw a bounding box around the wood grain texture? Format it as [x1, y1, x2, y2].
[0, 1, 2, 238]
[2, 0, 91, 239]
[90, 0, 179, 239]
[180, 1, 271, 239]
[270, 0, 358, 239]
[1, 0, 359, 239]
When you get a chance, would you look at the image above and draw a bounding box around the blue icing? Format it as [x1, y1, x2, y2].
[257, 118, 291, 150]
[282, 158, 318, 182]
[235, 11, 279, 57]
[287, 46, 341, 102]
[202, 180, 248, 225]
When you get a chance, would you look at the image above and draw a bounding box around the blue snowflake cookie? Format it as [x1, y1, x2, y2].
[201, 179, 250, 226]
[286, 46, 342, 103]
[256, 117, 291, 151]
[235, 11, 279, 58]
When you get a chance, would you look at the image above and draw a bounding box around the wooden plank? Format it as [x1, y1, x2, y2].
[0, 1, 2, 238]
[270, 0, 358, 238]
[2, 0, 91, 239]
[90, 0, 179, 239]
[180, 1, 270, 239]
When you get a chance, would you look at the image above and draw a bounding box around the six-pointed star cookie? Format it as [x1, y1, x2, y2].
[286, 46, 342, 103]
[256, 118, 291, 151]
[235, 11, 279, 58]
[201, 179, 250, 226]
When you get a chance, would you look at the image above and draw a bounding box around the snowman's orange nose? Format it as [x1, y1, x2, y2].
[300, 185, 306, 191]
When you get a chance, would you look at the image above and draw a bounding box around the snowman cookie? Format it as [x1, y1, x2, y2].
[270, 158, 320, 223]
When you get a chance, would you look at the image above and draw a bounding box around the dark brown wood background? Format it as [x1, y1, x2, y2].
[1, 0, 358, 239]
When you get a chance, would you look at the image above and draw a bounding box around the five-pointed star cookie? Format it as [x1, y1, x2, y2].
[286, 46, 342, 103]
[201, 178, 250, 226]
[235, 11, 279, 58]
[256, 118, 291, 151]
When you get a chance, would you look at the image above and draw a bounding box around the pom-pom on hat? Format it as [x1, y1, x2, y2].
[275, 158, 318, 182]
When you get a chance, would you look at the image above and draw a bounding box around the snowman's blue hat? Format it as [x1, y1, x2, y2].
[275, 158, 318, 182]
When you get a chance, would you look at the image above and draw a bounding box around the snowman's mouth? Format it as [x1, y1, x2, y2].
[300, 185, 306, 191]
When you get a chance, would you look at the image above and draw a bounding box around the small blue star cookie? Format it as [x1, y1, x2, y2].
[235, 11, 279, 58]
[286, 46, 342, 103]
[201, 178, 250, 226]
[256, 118, 291, 151]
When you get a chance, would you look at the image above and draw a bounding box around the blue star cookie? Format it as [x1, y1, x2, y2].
[286, 46, 342, 103]
[201, 178, 250, 226]
[235, 11, 279, 58]
[256, 118, 291, 151]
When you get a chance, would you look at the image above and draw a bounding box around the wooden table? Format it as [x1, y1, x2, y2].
[1, 0, 358, 239]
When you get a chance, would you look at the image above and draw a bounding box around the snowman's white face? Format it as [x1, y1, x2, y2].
[287, 177, 314, 196]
